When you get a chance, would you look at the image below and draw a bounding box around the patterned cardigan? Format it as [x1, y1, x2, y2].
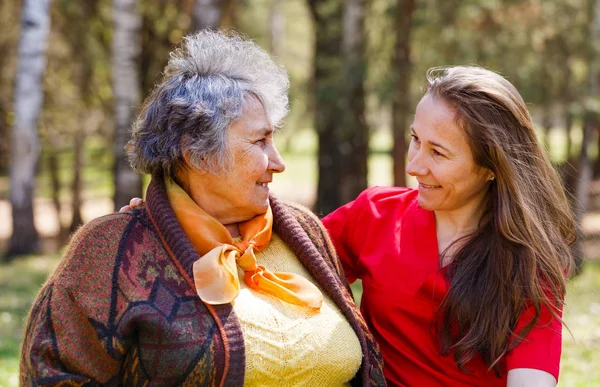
[20, 177, 386, 386]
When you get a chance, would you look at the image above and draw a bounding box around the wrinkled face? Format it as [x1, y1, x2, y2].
[185, 97, 285, 224]
[407, 94, 492, 215]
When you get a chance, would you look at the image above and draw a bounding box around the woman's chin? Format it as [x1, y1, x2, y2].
[417, 197, 436, 211]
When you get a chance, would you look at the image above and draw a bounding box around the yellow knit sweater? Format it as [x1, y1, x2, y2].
[233, 233, 362, 386]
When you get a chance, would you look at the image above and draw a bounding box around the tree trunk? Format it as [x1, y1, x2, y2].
[192, 0, 230, 31]
[572, 0, 600, 272]
[67, 2, 98, 233]
[573, 114, 595, 272]
[557, 36, 576, 192]
[112, 0, 143, 210]
[7, 0, 53, 258]
[542, 112, 552, 154]
[561, 49, 574, 163]
[0, 104, 8, 175]
[339, 0, 369, 205]
[308, 0, 344, 215]
[391, 0, 415, 187]
[47, 147, 63, 235]
[593, 125, 600, 177]
[269, 0, 285, 59]
[69, 129, 84, 233]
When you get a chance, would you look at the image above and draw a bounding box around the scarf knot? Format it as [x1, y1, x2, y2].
[166, 178, 323, 310]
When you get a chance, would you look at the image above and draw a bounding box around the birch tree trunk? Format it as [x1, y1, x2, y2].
[392, 0, 415, 187]
[112, 0, 142, 210]
[7, 0, 53, 258]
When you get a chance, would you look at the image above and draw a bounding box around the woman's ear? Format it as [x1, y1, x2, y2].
[180, 135, 209, 174]
[183, 152, 209, 175]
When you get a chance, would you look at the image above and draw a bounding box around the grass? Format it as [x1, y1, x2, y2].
[560, 261, 600, 386]
[0, 254, 61, 387]
[1, 256, 598, 386]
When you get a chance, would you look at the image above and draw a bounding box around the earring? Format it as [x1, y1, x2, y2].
[488, 176, 495, 182]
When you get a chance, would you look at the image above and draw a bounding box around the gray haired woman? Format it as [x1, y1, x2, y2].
[20, 30, 385, 386]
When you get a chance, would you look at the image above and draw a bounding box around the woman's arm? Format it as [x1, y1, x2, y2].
[504, 298, 563, 386]
[507, 368, 557, 387]
[21, 283, 120, 386]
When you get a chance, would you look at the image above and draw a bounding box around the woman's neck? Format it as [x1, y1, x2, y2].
[434, 203, 485, 264]
[175, 170, 242, 238]
[225, 223, 241, 238]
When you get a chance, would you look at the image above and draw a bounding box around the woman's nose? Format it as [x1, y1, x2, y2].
[406, 150, 427, 177]
[268, 144, 286, 173]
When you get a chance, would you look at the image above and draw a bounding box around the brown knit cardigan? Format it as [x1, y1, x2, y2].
[20, 177, 386, 386]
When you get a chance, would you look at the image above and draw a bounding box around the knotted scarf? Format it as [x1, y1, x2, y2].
[166, 178, 323, 310]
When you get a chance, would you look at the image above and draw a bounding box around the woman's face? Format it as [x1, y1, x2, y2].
[406, 94, 492, 216]
[183, 97, 285, 224]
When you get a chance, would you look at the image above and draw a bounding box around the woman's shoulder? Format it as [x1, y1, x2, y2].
[352, 186, 419, 215]
[51, 210, 152, 285]
[280, 200, 319, 221]
[70, 211, 140, 248]
[358, 185, 417, 202]
[278, 200, 329, 235]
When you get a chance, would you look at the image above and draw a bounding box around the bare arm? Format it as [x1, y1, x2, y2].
[507, 369, 557, 387]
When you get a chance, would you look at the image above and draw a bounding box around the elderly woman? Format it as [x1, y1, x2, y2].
[20, 30, 385, 386]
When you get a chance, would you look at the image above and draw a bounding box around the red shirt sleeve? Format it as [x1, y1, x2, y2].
[322, 193, 365, 284]
[505, 299, 563, 380]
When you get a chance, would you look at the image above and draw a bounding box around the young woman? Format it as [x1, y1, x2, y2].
[323, 66, 575, 386]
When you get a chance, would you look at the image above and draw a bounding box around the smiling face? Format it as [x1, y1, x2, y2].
[180, 96, 285, 225]
[407, 94, 493, 217]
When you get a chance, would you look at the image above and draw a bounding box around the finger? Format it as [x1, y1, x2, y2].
[119, 205, 132, 213]
[130, 197, 143, 207]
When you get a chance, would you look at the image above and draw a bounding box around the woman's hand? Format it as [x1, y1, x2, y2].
[119, 197, 144, 213]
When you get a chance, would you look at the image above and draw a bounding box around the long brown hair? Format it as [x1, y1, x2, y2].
[424, 66, 576, 374]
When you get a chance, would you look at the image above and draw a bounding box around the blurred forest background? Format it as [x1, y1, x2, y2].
[0, 0, 600, 385]
[1, 0, 600, 259]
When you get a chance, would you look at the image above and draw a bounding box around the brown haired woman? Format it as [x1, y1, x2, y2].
[323, 66, 575, 386]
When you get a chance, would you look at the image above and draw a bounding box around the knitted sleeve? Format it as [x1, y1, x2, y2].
[20, 283, 120, 386]
[20, 214, 132, 386]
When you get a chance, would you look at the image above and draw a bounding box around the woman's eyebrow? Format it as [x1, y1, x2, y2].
[410, 127, 451, 153]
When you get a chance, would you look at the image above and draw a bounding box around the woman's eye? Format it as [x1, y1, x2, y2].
[410, 134, 420, 143]
[432, 149, 444, 157]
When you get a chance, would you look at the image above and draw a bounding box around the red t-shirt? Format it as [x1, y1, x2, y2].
[322, 187, 562, 387]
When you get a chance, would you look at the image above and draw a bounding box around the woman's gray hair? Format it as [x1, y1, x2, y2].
[126, 29, 290, 177]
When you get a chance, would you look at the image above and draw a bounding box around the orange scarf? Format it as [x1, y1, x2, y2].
[166, 178, 323, 310]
